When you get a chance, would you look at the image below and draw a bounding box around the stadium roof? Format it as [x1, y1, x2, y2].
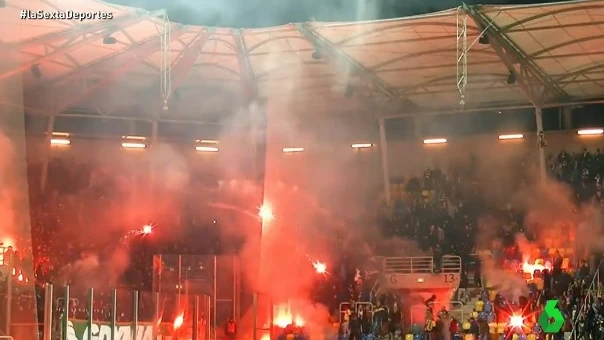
[2, 0, 604, 126]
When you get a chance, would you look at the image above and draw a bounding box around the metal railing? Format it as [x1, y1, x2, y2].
[42, 283, 211, 340]
[571, 259, 603, 340]
[338, 302, 374, 324]
[382, 255, 462, 274]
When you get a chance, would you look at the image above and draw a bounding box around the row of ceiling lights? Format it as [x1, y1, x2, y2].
[48, 129, 604, 150]
[48, 133, 374, 153]
[423, 129, 604, 144]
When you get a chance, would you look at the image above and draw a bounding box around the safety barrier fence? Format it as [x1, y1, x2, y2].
[41, 283, 211, 340]
[338, 302, 374, 324]
[383, 255, 462, 274]
[570, 259, 603, 340]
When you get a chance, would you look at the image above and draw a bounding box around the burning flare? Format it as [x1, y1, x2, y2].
[259, 204, 274, 222]
[142, 225, 153, 234]
[174, 314, 184, 329]
[273, 304, 304, 328]
[509, 315, 524, 328]
[313, 261, 327, 274]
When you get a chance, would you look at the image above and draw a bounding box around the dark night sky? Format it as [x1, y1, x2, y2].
[107, 0, 569, 28]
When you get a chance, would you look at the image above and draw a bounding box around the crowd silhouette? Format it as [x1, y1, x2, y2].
[1, 145, 604, 338]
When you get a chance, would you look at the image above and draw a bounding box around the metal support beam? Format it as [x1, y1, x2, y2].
[2, 12, 163, 80]
[535, 108, 546, 182]
[464, 5, 568, 107]
[235, 29, 266, 190]
[33, 25, 180, 89]
[295, 23, 411, 114]
[456, 7, 468, 105]
[234, 29, 259, 100]
[378, 118, 391, 204]
[40, 115, 55, 191]
[160, 29, 213, 104]
[37, 28, 184, 116]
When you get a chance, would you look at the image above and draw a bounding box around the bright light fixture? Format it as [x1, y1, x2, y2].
[196, 139, 219, 144]
[196, 146, 219, 152]
[122, 142, 146, 149]
[498, 134, 524, 140]
[50, 138, 70, 146]
[577, 129, 603, 135]
[122, 135, 146, 140]
[283, 147, 304, 153]
[423, 138, 447, 144]
[352, 143, 373, 148]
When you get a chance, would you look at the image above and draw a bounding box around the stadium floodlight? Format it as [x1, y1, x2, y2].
[50, 138, 70, 146]
[498, 134, 524, 140]
[352, 143, 373, 149]
[577, 128, 603, 135]
[196, 139, 219, 144]
[423, 138, 447, 144]
[283, 147, 304, 153]
[122, 142, 146, 149]
[196, 146, 219, 152]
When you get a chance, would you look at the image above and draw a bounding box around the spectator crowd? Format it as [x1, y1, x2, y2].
[2, 145, 604, 338]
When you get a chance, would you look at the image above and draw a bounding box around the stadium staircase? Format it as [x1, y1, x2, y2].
[570, 259, 603, 340]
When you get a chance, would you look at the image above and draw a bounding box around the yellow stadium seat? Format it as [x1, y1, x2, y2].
[405, 334, 413, 340]
[488, 323, 497, 334]
[497, 323, 506, 334]
[566, 248, 574, 256]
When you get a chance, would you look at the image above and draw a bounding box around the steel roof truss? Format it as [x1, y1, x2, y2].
[234, 29, 259, 101]
[295, 22, 413, 116]
[37, 28, 184, 116]
[465, 5, 568, 107]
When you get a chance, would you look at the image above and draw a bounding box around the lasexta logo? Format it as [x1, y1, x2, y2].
[538, 299, 564, 333]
